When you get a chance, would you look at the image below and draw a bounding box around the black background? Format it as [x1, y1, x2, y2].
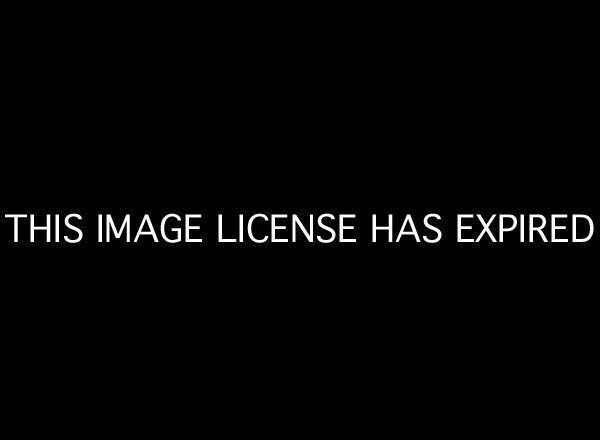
[1, 6, 597, 434]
